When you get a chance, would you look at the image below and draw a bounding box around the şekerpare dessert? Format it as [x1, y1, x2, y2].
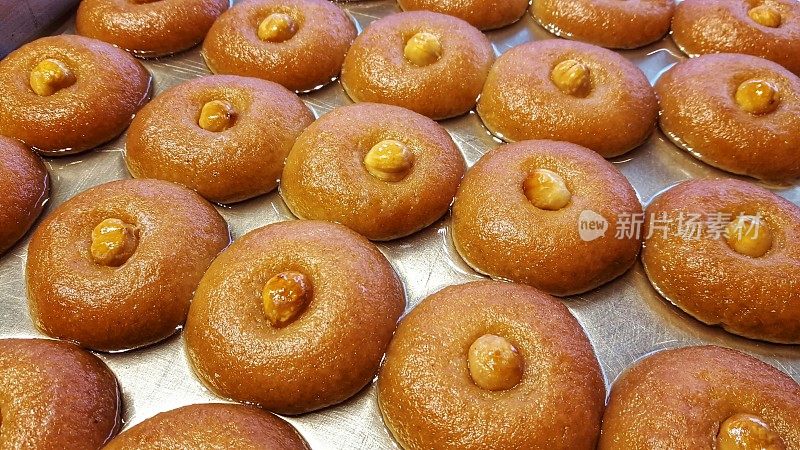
[655, 53, 800, 182]
[379, 281, 605, 450]
[76, 0, 229, 57]
[642, 178, 800, 344]
[26, 179, 230, 352]
[452, 140, 643, 296]
[341, 11, 495, 120]
[532, 0, 675, 49]
[281, 103, 465, 240]
[0, 136, 48, 254]
[672, 0, 800, 76]
[202, 0, 357, 92]
[477, 40, 658, 158]
[599, 346, 800, 448]
[103, 403, 309, 450]
[0, 338, 121, 449]
[126, 74, 314, 204]
[0, 35, 151, 155]
[185, 220, 404, 415]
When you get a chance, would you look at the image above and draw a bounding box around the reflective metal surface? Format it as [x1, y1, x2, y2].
[1, 2, 798, 449]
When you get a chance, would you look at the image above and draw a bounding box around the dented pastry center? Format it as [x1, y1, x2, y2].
[363, 139, 415, 182]
[735, 79, 780, 115]
[257, 13, 298, 43]
[523, 168, 572, 211]
[90, 218, 139, 267]
[262, 271, 311, 327]
[551, 59, 591, 97]
[467, 334, 524, 391]
[404, 32, 443, 67]
[748, 4, 782, 28]
[726, 215, 773, 258]
[717, 413, 786, 450]
[29, 58, 76, 96]
[198, 100, 236, 132]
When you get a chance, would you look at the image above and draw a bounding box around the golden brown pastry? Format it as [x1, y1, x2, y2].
[379, 281, 605, 450]
[452, 140, 643, 296]
[642, 178, 800, 344]
[477, 40, 657, 157]
[341, 11, 495, 120]
[26, 179, 230, 352]
[0, 136, 48, 254]
[202, 0, 357, 92]
[532, 0, 675, 49]
[185, 220, 404, 415]
[0, 338, 121, 449]
[599, 345, 800, 449]
[397, 0, 528, 30]
[76, 0, 229, 57]
[672, 0, 800, 76]
[103, 403, 309, 450]
[126, 75, 314, 204]
[281, 103, 465, 240]
[0, 35, 151, 155]
[655, 53, 800, 182]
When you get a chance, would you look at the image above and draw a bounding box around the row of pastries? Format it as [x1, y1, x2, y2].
[1, 0, 798, 179]
[72, 0, 800, 71]
[0, 0, 799, 449]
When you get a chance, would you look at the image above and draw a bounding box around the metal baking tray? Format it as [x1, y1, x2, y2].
[1, 1, 798, 448]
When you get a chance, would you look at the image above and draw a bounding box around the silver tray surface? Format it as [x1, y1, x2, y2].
[1, 2, 798, 449]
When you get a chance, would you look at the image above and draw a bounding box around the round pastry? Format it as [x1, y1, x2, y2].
[397, 0, 528, 31]
[672, 0, 800, 76]
[76, 0, 229, 57]
[281, 103, 464, 241]
[341, 11, 495, 120]
[185, 220, 405, 415]
[103, 403, 308, 449]
[451, 140, 643, 296]
[126, 75, 314, 204]
[0, 136, 49, 254]
[655, 53, 800, 182]
[531, 0, 675, 49]
[0, 35, 151, 155]
[379, 281, 605, 450]
[476, 40, 658, 157]
[26, 179, 230, 352]
[599, 345, 800, 448]
[202, 0, 357, 92]
[0, 338, 121, 449]
[642, 178, 800, 344]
